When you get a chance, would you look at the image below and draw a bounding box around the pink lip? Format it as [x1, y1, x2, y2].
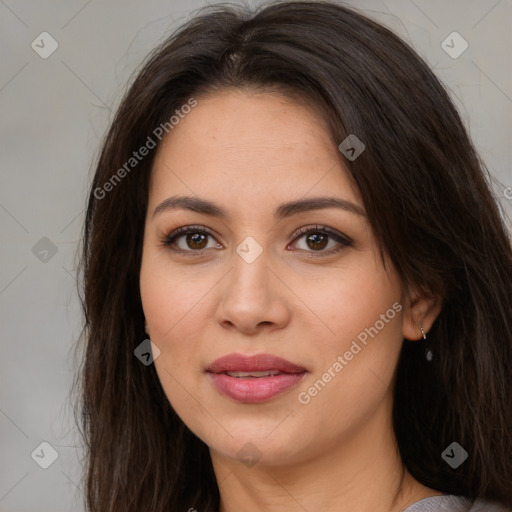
[207, 353, 307, 374]
[206, 353, 307, 403]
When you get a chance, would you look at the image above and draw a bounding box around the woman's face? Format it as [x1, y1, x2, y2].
[140, 89, 414, 468]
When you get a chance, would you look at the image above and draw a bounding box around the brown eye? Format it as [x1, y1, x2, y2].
[290, 225, 353, 256]
[305, 232, 328, 251]
[186, 232, 208, 250]
[162, 226, 220, 252]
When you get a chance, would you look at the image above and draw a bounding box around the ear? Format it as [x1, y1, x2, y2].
[144, 321, 150, 336]
[402, 286, 443, 341]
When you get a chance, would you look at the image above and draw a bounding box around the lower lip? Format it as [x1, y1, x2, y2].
[207, 372, 307, 403]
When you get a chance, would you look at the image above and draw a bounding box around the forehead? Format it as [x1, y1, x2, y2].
[149, 89, 361, 209]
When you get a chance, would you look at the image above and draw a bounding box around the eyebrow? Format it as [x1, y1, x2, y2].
[152, 195, 366, 219]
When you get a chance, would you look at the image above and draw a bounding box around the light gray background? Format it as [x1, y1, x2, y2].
[1, 0, 511, 510]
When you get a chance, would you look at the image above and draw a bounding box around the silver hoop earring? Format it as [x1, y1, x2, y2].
[420, 325, 433, 362]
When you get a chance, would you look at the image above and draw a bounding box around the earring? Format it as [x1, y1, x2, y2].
[420, 325, 433, 362]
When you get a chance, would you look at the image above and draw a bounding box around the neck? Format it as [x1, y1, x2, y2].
[210, 391, 441, 512]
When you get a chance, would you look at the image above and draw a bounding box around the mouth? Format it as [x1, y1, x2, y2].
[206, 353, 308, 403]
[206, 353, 307, 374]
[221, 370, 285, 378]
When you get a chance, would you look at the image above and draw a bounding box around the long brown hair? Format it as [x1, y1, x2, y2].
[73, 1, 512, 510]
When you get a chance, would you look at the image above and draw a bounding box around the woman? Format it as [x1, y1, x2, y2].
[74, 1, 512, 511]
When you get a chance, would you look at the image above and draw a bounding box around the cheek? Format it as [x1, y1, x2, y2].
[295, 257, 403, 411]
[140, 260, 207, 423]
[299, 256, 400, 349]
[139, 250, 215, 387]
[295, 312, 403, 447]
[139, 249, 212, 340]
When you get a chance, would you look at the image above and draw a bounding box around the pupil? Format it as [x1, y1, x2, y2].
[307, 233, 327, 250]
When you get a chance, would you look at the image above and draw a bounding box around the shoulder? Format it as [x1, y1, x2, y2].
[402, 495, 512, 512]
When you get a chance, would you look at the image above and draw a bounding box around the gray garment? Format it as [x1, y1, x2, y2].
[402, 495, 511, 512]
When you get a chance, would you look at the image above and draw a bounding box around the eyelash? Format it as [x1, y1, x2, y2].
[160, 224, 353, 257]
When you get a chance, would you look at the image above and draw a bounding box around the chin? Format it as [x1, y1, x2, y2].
[201, 418, 314, 468]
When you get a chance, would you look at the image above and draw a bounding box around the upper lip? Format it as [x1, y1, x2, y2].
[206, 353, 307, 374]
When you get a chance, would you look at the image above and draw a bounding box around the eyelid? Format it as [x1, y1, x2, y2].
[288, 224, 353, 255]
[160, 224, 220, 252]
[290, 224, 352, 245]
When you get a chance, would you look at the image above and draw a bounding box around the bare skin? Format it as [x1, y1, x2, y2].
[139, 88, 443, 512]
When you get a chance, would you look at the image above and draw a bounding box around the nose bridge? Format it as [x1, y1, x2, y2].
[229, 234, 272, 300]
[215, 234, 290, 332]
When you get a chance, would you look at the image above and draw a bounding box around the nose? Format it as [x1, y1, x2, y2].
[214, 245, 292, 335]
